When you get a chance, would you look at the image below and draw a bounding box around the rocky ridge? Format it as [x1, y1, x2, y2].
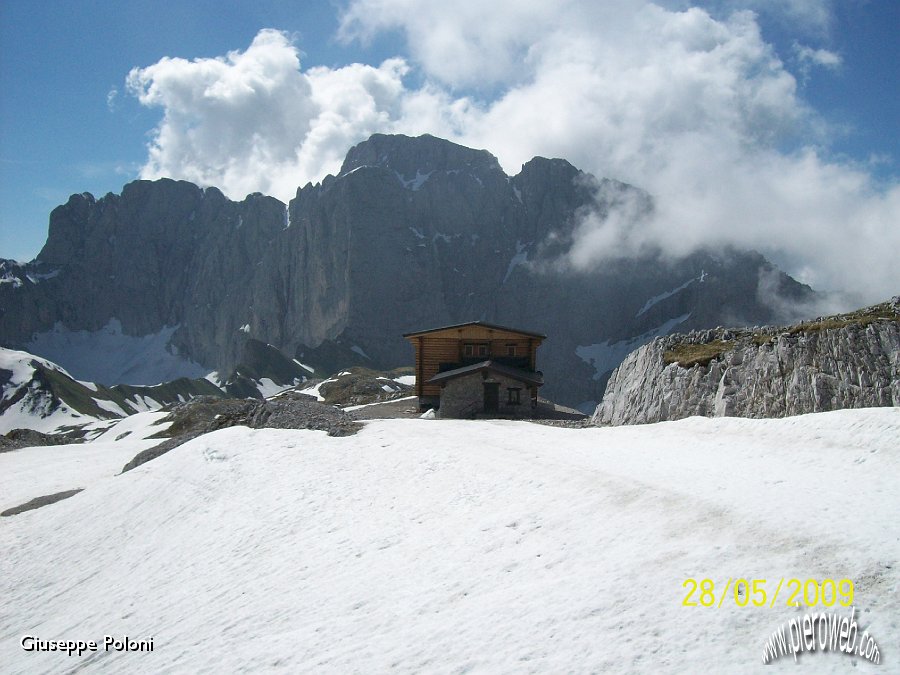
[121, 391, 361, 473]
[594, 298, 900, 425]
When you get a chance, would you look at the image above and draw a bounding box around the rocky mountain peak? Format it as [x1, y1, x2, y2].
[515, 156, 581, 183]
[338, 133, 503, 179]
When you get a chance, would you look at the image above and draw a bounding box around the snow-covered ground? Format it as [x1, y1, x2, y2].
[1, 408, 897, 672]
[0, 412, 170, 513]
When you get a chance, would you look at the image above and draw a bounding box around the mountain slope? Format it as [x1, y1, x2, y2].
[0, 348, 132, 434]
[0, 134, 813, 407]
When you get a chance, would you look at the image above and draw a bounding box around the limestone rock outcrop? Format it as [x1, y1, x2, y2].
[594, 300, 900, 425]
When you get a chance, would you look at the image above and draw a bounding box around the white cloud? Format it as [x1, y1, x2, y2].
[126, 29, 409, 201]
[692, 0, 834, 35]
[733, 0, 833, 33]
[338, 0, 560, 89]
[790, 42, 842, 96]
[126, 3, 898, 305]
[793, 43, 842, 70]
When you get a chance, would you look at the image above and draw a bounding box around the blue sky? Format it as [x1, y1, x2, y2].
[1, 0, 898, 300]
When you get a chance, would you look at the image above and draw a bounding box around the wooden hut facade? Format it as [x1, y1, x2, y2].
[403, 322, 546, 417]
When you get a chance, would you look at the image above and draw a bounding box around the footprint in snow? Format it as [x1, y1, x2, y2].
[203, 447, 227, 462]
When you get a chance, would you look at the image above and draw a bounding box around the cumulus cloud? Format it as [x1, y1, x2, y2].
[127, 29, 408, 200]
[338, 0, 559, 89]
[126, 3, 898, 305]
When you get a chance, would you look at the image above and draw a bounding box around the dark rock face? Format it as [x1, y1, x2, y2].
[9, 180, 285, 373]
[0, 134, 813, 407]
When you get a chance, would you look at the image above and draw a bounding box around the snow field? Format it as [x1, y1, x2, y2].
[1, 408, 897, 673]
[0, 412, 171, 513]
[26, 319, 209, 385]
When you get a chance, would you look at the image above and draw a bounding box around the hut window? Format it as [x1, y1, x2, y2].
[506, 344, 517, 356]
[465, 343, 489, 358]
[507, 387, 521, 405]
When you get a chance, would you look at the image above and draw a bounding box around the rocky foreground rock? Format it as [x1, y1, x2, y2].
[594, 298, 900, 425]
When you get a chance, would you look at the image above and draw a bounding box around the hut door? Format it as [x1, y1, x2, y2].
[483, 382, 500, 413]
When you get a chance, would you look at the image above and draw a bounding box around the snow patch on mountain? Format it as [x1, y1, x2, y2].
[635, 276, 698, 317]
[256, 377, 303, 399]
[27, 319, 209, 385]
[503, 240, 530, 283]
[124, 394, 163, 413]
[26, 269, 61, 284]
[0, 274, 22, 288]
[394, 169, 433, 190]
[576, 313, 691, 380]
[91, 398, 129, 417]
[298, 377, 338, 401]
[350, 345, 371, 360]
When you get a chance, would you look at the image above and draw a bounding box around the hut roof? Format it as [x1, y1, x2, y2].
[428, 360, 544, 387]
[403, 321, 546, 340]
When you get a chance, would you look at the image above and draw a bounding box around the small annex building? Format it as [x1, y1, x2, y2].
[403, 322, 546, 418]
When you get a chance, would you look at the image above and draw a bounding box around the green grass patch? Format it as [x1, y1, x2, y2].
[786, 305, 898, 336]
[662, 300, 897, 369]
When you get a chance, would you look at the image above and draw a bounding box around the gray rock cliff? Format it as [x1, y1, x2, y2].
[594, 299, 900, 425]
